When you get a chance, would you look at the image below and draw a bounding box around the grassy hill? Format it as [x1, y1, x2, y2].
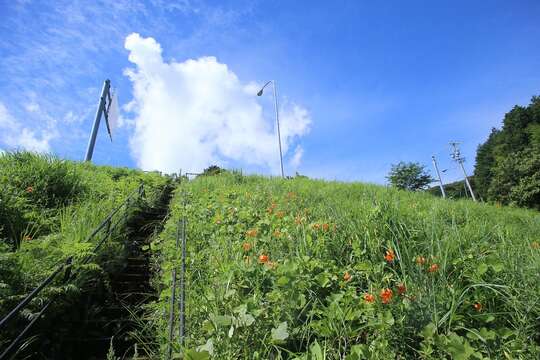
[152, 172, 540, 359]
[0, 152, 169, 357]
[2, 155, 540, 359]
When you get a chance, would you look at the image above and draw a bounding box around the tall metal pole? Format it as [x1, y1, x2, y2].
[459, 160, 476, 202]
[450, 142, 476, 202]
[431, 155, 446, 198]
[179, 210, 186, 345]
[178, 171, 186, 347]
[167, 223, 179, 360]
[272, 81, 285, 179]
[84, 79, 110, 162]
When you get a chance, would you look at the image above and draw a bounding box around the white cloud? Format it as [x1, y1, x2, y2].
[0, 102, 54, 152]
[124, 33, 311, 173]
[24, 101, 40, 113]
[290, 145, 304, 169]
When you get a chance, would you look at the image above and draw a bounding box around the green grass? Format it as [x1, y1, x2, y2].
[153, 173, 540, 359]
[0, 151, 169, 355]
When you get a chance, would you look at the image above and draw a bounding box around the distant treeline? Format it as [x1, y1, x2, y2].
[430, 96, 540, 209]
[428, 178, 477, 200]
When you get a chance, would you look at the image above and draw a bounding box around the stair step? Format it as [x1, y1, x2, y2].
[116, 272, 150, 278]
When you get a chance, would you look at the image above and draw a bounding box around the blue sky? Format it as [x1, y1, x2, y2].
[1, 1, 539, 184]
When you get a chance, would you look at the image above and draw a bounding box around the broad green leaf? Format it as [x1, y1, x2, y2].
[196, 339, 214, 356]
[310, 340, 323, 360]
[210, 314, 233, 327]
[184, 349, 210, 360]
[271, 321, 289, 342]
[277, 276, 289, 286]
[421, 323, 437, 340]
[476, 263, 488, 276]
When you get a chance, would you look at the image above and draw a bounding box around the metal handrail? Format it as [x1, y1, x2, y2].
[0, 183, 145, 359]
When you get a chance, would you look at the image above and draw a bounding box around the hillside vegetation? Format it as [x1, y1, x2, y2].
[153, 173, 540, 359]
[474, 96, 540, 209]
[0, 152, 169, 357]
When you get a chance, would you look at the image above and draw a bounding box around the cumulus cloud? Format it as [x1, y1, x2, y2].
[290, 145, 304, 169]
[0, 102, 54, 152]
[123, 33, 311, 173]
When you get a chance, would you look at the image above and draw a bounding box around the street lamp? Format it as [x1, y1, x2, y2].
[257, 80, 284, 178]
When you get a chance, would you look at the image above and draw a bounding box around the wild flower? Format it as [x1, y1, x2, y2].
[363, 293, 375, 303]
[428, 263, 439, 273]
[246, 229, 258, 238]
[380, 288, 393, 304]
[258, 254, 269, 264]
[397, 283, 406, 295]
[242, 242, 252, 252]
[415, 256, 426, 266]
[276, 210, 285, 219]
[473, 302, 483, 312]
[343, 271, 351, 281]
[267, 202, 277, 214]
[312, 223, 321, 231]
[322, 223, 330, 231]
[384, 249, 395, 263]
[295, 215, 303, 225]
[26, 186, 33, 193]
[273, 229, 282, 238]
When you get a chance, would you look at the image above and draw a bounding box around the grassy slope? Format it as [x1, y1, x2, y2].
[0, 152, 169, 353]
[154, 173, 540, 359]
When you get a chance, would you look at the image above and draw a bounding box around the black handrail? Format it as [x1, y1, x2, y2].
[0, 183, 145, 359]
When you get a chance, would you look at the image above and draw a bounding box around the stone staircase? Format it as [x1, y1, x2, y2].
[61, 184, 174, 360]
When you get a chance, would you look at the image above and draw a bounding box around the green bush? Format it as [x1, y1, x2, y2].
[0, 151, 170, 357]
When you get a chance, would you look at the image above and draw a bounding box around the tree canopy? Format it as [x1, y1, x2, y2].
[474, 96, 540, 209]
[387, 162, 433, 191]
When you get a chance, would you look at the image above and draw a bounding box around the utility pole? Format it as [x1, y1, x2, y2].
[257, 80, 285, 178]
[450, 142, 476, 202]
[431, 155, 446, 198]
[84, 79, 115, 162]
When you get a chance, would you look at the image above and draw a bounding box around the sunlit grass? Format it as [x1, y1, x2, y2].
[153, 173, 540, 359]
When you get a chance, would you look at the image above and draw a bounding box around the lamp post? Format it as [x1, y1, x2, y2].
[84, 79, 115, 162]
[257, 80, 285, 178]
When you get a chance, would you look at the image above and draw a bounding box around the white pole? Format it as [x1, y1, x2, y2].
[432, 155, 446, 198]
[459, 160, 476, 202]
[272, 81, 285, 178]
[84, 79, 110, 162]
[450, 142, 476, 202]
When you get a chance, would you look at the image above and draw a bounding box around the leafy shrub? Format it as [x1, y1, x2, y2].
[0, 151, 170, 357]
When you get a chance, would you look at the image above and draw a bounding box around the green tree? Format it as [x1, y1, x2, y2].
[201, 165, 224, 176]
[474, 128, 500, 199]
[474, 96, 540, 208]
[387, 162, 433, 191]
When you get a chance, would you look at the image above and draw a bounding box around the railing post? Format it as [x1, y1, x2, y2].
[167, 221, 181, 360]
[105, 218, 111, 237]
[62, 256, 73, 282]
[124, 196, 130, 226]
[138, 182, 145, 199]
[179, 213, 186, 346]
